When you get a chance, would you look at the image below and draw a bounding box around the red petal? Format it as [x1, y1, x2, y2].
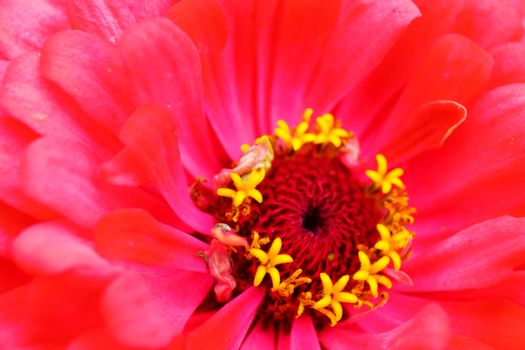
[406, 84, 525, 235]
[118, 18, 221, 178]
[13, 221, 112, 276]
[406, 216, 525, 291]
[68, 329, 133, 350]
[365, 34, 493, 156]
[40, 30, 131, 135]
[321, 304, 450, 350]
[95, 209, 207, 271]
[0, 201, 35, 257]
[0, 0, 68, 59]
[381, 100, 467, 162]
[291, 316, 320, 350]
[0, 258, 30, 293]
[68, 0, 173, 43]
[489, 42, 525, 87]
[441, 299, 525, 349]
[186, 287, 265, 350]
[117, 104, 215, 233]
[303, 0, 420, 116]
[102, 270, 211, 348]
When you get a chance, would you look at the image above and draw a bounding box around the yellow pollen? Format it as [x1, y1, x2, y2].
[313, 273, 358, 326]
[272, 269, 312, 297]
[365, 154, 405, 194]
[352, 251, 392, 297]
[374, 224, 411, 270]
[313, 113, 352, 148]
[217, 169, 266, 207]
[250, 237, 293, 289]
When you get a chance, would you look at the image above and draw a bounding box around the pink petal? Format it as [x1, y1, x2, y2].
[118, 17, 222, 179]
[21, 137, 170, 228]
[12, 221, 112, 276]
[68, 329, 133, 350]
[452, 0, 525, 49]
[405, 216, 525, 291]
[381, 100, 467, 162]
[0, 200, 35, 257]
[303, 0, 420, 116]
[291, 316, 321, 350]
[489, 42, 525, 87]
[240, 322, 275, 350]
[102, 270, 211, 348]
[40, 30, 131, 135]
[365, 34, 493, 156]
[321, 303, 450, 350]
[0, 258, 30, 293]
[186, 287, 265, 350]
[406, 84, 525, 235]
[116, 104, 215, 233]
[0, 53, 119, 152]
[68, 0, 174, 43]
[95, 209, 208, 271]
[0, 116, 55, 219]
[0, 0, 69, 59]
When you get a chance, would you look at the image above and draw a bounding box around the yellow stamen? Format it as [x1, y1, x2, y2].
[352, 251, 392, 297]
[272, 269, 312, 297]
[217, 169, 266, 207]
[274, 109, 316, 151]
[250, 237, 293, 289]
[365, 154, 405, 194]
[374, 224, 412, 270]
[313, 113, 351, 148]
[313, 273, 358, 325]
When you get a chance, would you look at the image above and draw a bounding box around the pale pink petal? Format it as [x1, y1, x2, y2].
[0, 53, 118, 152]
[291, 316, 320, 350]
[116, 104, 215, 233]
[240, 322, 275, 350]
[0, 0, 69, 59]
[40, 30, 131, 134]
[186, 287, 265, 350]
[95, 209, 208, 272]
[406, 216, 525, 292]
[321, 304, 450, 350]
[102, 270, 211, 348]
[118, 17, 222, 178]
[21, 137, 171, 228]
[12, 221, 112, 276]
[68, 0, 174, 43]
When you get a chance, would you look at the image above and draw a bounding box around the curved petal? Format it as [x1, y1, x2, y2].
[95, 209, 208, 271]
[489, 43, 525, 87]
[405, 216, 525, 292]
[68, 0, 174, 43]
[118, 17, 221, 178]
[186, 287, 265, 350]
[240, 321, 275, 350]
[13, 221, 113, 276]
[102, 270, 212, 349]
[115, 104, 215, 233]
[321, 303, 450, 350]
[0, 0, 69, 59]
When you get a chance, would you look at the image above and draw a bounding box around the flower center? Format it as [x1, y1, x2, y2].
[192, 109, 415, 330]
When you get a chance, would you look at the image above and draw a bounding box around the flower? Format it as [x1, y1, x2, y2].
[1, 0, 525, 349]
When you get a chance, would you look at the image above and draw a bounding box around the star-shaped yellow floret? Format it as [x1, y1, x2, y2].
[313, 273, 358, 325]
[365, 154, 405, 194]
[275, 108, 316, 151]
[374, 224, 412, 270]
[217, 169, 266, 207]
[313, 113, 351, 148]
[250, 237, 293, 289]
[352, 251, 392, 297]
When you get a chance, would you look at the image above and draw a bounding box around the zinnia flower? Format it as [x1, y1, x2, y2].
[1, 0, 525, 349]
